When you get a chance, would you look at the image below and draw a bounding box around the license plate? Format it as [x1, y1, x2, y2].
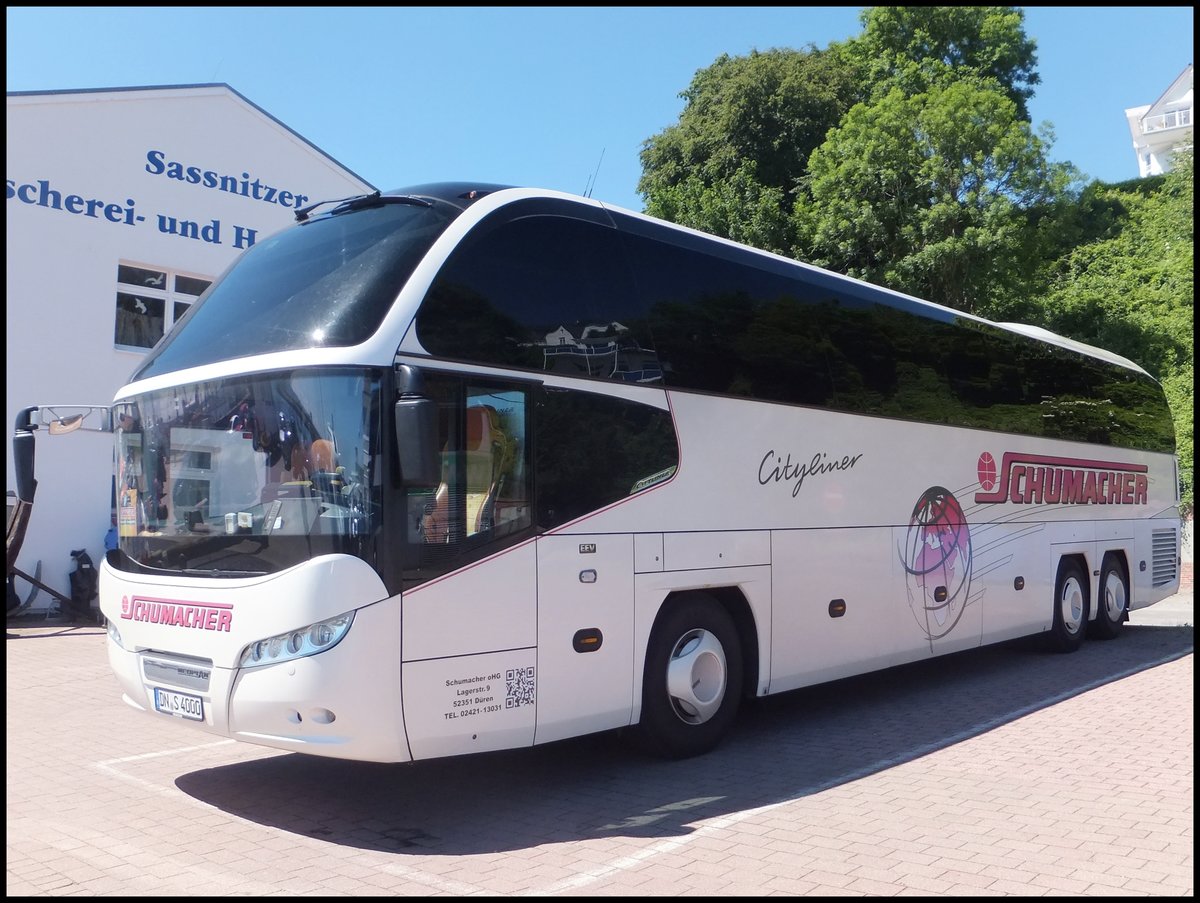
[153, 687, 204, 721]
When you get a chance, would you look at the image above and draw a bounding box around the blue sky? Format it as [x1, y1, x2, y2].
[6, 7, 1194, 213]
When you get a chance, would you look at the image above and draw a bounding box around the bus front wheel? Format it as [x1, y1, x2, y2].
[637, 593, 743, 759]
[1049, 558, 1089, 653]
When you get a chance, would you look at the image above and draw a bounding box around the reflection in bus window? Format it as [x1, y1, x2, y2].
[421, 385, 530, 545]
[112, 369, 381, 575]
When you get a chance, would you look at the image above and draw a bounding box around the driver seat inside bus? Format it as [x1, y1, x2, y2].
[423, 405, 506, 542]
[464, 405, 503, 535]
[308, 438, 344, 503]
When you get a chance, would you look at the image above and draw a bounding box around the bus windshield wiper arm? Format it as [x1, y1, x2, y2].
[180, 568, 269, 578]
[295, 191, 432, 222]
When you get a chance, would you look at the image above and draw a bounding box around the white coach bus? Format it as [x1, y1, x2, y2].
[18, 183, 1182, 763]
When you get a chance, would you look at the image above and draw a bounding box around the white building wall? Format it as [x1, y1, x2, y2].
[6, 85, 374, 606]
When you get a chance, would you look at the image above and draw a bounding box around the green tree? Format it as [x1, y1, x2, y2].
[637, 45, 859, 241]
[853, 6, 1041, 119]
[796, 77, 1073, 316]
[632, 5, 1191, 512]
[641, 162, 792, 255]
[637, 7, 1070, 318]
[1036, 151, 1193, 513]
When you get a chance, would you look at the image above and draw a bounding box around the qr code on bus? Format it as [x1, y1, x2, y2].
[505, 667, 535, 708]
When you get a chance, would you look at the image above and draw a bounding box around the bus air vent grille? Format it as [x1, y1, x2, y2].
[1151, 529, 1179, 587]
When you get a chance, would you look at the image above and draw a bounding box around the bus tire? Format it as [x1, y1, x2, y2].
[1089, 555, 1128, 640]
[1049, 558, 1089, 653]
[637, 593, 743, 759]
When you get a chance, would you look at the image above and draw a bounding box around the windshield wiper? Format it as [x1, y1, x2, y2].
[180, 568, 269, 578]
[295, 190, 433, 222]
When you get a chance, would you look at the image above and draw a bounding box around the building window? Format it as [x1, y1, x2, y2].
[114, 263, 212, 350]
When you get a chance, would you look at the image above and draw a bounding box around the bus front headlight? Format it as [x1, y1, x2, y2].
[238, 612, 355, 669]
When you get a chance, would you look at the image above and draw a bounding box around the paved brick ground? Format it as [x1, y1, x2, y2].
[6, 592, 1193, 896]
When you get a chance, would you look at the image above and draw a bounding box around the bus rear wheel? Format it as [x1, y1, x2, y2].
[1049, 558, 1089, 653]
[637, 593, 743, 759]
[1089, 556, 1128, 640]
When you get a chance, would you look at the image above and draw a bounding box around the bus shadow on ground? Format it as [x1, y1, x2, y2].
[174, 624, 1193, 856]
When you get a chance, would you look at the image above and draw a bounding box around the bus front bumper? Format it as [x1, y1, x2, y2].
[105, 598, 412, 763]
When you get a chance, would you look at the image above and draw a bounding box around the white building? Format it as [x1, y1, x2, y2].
[6, 84, 374, 609]
[1125, 64, 1194, 177]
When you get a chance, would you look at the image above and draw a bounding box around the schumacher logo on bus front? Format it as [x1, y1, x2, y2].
[120, 595, 233, 631]
[974, 452, 1148, 506]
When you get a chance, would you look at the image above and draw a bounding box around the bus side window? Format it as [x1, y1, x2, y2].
[420, 386, 530, 549]
[475, 390, 530, 540]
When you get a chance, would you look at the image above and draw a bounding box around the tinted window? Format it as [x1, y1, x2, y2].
[109, 368, 383, 578]
[616, 221, 1174, 453]
[399, 376, 678, 587]
[133, 202, 458, 380]
[418, 200, 1172, 455]
[405, 377, 533, 584]
[535, 388, 678, 530]
[416, 204, 662, 384]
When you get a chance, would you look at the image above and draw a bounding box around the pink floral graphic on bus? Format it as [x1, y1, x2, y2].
[899, 487, 973, 640]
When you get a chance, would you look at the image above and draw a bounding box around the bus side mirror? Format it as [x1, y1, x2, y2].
[13, 407, 39, 504]
[394, 397, 439, 488]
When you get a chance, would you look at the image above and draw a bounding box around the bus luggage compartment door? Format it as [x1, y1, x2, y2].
[770, 527, 926, 692]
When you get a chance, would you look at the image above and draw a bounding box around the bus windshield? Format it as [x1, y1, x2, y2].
[132, 201, 459, 381]
[112, 369, 382, 577]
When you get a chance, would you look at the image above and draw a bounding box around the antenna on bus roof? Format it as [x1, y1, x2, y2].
[583, 148, 606, 199]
